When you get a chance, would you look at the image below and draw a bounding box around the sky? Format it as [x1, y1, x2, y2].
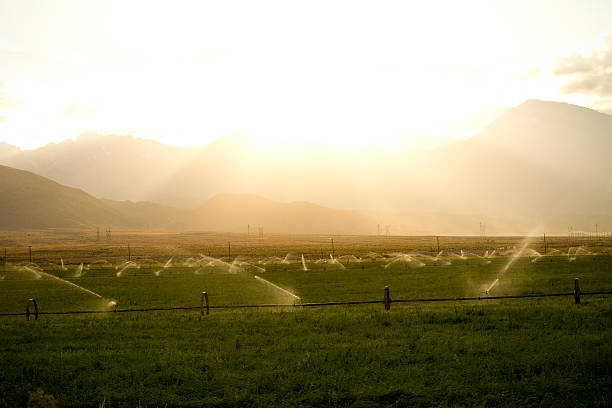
[1, 0, 612, 151]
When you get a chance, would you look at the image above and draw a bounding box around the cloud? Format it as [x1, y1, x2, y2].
[515, 67, 540, 81]
[554, 28, 612, 98]
[0, 95, 28, 110]
[57, 103, 98, 118]
[554, 53, 592, 76]
[0, 40, 21, 53]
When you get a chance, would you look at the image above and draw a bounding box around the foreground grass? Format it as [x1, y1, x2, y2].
[1, 255, 611, 407]
[1, 297, 611, 407]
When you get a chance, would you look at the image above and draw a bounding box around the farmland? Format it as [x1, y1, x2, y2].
[1, 231, 611, 407]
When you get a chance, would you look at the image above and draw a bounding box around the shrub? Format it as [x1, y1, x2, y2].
[27, 389, 58, 408]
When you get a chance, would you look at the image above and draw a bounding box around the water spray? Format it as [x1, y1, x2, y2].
[155, 257, 174, 276]
[22, 265, 42, 279]
[254, 275, 300, 302]
[485, 236, 533, 294]
[116, 261, 139, 277]
[163, 257, 173, 268]
[74, 263, 84, 277]
[36, 268, 105, 299]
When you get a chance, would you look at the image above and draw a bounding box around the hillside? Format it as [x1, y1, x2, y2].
[0, 165, 134, 229]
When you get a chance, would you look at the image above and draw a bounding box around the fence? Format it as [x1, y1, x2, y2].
[2, 278, 612, 321]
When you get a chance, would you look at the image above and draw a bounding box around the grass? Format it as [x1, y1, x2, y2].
[2, 299, 611, 407]
[0, 234, 611, 407]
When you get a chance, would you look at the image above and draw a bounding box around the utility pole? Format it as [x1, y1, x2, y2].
[436, 236, 440, 253]
[330, 237, 335, 259]
[543, 233, 547, 255]
[128, 243, 131, 262]
[29, 246, 32, 263]
[479, 222, 486, 238]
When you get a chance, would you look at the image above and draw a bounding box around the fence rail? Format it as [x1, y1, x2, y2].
[3, 285, 612, 320]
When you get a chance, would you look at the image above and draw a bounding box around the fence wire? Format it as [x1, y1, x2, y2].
[2, 291, 611, 318]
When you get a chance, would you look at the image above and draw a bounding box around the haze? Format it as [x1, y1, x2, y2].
[1, 1, 612, 151]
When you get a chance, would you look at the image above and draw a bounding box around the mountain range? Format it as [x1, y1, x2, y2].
[0, 165, 376, 233]
[1, 99, 611, 234]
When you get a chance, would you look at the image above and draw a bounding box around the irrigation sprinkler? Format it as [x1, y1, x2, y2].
[200, 292, 209, 317]
[26, 298, 38, 321]
[574, 278, 581, 304]
[383, 286, 391, 311]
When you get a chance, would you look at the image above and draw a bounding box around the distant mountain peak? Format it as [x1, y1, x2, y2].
[511, 98, 608, 118]
[474, 99, 612, 144]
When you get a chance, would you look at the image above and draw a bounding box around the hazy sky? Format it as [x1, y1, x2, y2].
[1, 0, 612, 150]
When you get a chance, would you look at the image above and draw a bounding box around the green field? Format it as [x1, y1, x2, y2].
[1, 238, 611, 407]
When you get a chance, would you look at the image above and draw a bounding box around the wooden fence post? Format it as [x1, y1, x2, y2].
[384, 286, 391, 311]
[26, 298, 38, 321]
[201, 292, 209, 318]
[574, 278, 581, 304]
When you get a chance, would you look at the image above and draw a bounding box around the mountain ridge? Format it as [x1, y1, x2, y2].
[1, 99, 611, 231]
